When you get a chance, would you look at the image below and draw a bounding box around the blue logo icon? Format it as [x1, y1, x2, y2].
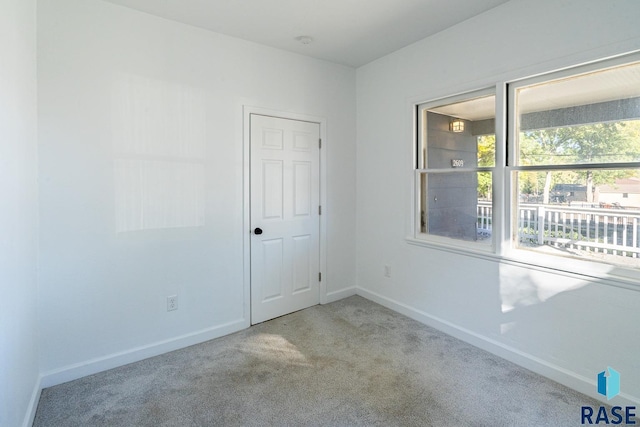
[597, 367, 620, 400]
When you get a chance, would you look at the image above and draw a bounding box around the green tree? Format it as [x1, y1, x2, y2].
[519, 128, 566, 203]
[520, 120, 640, 204]
[477, 135, 494, 199]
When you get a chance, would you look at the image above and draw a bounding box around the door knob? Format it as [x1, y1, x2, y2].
[254, 227, 263, 235]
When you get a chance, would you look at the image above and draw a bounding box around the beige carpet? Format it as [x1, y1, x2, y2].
[34, 296, 609, 426]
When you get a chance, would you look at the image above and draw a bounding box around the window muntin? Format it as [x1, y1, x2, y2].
[511, 60, 640, 268]
[416, 92, 495, 245]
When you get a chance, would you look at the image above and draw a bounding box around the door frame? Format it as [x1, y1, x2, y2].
[242, 106, 328, 326]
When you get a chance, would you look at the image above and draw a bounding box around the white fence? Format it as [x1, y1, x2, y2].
[477, 201, 640, 257]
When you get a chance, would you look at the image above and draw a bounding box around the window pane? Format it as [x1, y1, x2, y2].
[419, 171, 492, 244]
[477, 134, 495, 167]
[421, 95, 495, 169]
[516, 62, 640, 166]
[514, 169, 640, 267]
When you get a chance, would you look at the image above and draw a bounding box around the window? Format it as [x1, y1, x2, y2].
[415, 91, 495, 247]
[412, 53, 640, 278]
[510, 59, 640, 268]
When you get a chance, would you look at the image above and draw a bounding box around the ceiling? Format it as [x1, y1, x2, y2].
[104, 0, 510, 68]
[518, 61, 640, 114]
[430, 95, 496, 121]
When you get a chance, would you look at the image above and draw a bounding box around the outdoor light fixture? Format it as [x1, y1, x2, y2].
[450, 119, 464, 133]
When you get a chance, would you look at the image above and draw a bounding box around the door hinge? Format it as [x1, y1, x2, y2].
[318, 205, 322, 215]
[319, 272, 322, 282]
[319, 138, 322, 149]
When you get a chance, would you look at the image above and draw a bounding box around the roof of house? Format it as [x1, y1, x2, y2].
[598, 177, 640, 194]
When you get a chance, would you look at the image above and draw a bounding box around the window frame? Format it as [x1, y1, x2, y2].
[413, 88, 498, 253]
[408, 51, 640, 289]
[505, 53, 640, 282]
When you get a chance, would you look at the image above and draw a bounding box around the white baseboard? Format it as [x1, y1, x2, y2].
[324, 286, 357, 304]
[40, 318, 247, 389]
[356, 287, 640, 407]
[23, 376, 42, 427]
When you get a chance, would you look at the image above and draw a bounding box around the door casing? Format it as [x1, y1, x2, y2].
[242, 106, 328, 327]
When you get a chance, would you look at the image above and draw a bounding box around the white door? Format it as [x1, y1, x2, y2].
[250, 114, 321, 324]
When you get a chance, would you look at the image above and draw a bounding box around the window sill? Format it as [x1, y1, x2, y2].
[406, 236, 640, 292]
[406, 236, 497, 260]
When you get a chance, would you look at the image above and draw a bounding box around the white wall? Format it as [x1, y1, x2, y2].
[0, 0, 40, 425]
[356, 0, 640, 404]
[29, 0, 640, 418]
[37, 0, 356, 383]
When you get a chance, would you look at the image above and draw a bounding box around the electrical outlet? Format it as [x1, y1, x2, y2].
[384, 265, 391, 278]
[167, 295, 178, 311]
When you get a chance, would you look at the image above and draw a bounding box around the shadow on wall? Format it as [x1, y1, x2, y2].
[498, 261, 640, 402]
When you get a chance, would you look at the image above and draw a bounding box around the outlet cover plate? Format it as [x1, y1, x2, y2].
[167, 295, 178, 311]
